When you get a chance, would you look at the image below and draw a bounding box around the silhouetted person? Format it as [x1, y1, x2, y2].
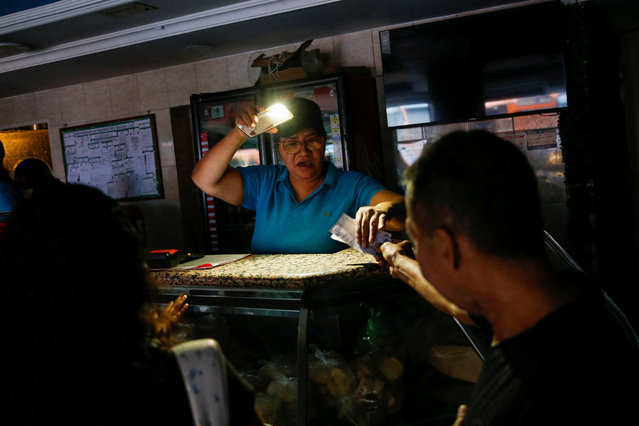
[379, 130, 639, 425]
[12, 157, 62, 199]
[0, 183, 262, 425]
[0, 140, 21, 215]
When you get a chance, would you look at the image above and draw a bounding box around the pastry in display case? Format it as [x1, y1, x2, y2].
[301, 294, 486, 426]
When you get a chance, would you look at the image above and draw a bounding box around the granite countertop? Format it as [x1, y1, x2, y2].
[151, 248, 391, 289]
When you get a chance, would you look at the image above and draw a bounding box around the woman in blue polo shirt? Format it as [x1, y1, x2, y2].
[191, 97, 405, 253]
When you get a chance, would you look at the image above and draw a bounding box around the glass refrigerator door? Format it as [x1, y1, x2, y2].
[191, 90, 259, 253]
[193, 93, 260, 167]
[264, 78, 347, 170]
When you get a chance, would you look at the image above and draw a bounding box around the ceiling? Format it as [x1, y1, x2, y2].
[0, 0, 636, 99]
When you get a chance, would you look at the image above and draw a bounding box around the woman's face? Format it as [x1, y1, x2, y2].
[278, 128, 326, 183]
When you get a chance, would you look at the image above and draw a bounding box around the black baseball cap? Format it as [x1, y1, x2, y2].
[276, 97, 327, 139]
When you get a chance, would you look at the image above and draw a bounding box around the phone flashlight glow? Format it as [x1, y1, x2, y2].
[237, 103, 294, 137]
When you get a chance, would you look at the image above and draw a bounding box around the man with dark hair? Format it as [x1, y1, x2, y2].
[403, 129, 544, 259]
[379, 130, 638, 425]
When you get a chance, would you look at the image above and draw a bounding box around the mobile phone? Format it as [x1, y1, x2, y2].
[237, 103, 294, 137]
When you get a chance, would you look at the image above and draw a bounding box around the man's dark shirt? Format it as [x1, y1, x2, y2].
[464, 288, 638, 425]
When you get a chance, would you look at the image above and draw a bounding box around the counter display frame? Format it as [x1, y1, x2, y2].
[150, 249, 490, 425]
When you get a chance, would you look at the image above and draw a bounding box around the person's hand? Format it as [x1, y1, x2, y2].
[378, 240, 414, 278]
[452, 404, 468, 426]
[380, 239, 413, 261]
[234, 105, 278, 135]
[234, 105, 261, 130]
[147, 293, 189, 336]
[355, 204, 392, 248]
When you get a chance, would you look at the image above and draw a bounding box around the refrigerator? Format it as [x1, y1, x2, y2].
[190, 71, 384, 253]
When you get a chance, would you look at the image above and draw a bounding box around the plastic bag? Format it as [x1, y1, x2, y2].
[308, 344, 405, 425]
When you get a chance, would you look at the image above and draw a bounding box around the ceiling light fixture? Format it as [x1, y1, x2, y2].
[185, 44, 215, 53]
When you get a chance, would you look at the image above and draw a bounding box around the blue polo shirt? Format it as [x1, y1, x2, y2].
[239, 162, 386, 253]
[0, 182, 21, 214]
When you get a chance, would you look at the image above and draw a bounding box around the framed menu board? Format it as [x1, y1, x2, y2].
[60, 115, 163, 201]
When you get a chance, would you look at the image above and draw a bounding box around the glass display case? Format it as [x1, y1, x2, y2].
[150, 233, 638, 425]
[150, 250, 490, 425]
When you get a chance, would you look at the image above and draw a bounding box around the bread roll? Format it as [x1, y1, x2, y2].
[379, 356, 404, 382]
[326, 367, 356, 397]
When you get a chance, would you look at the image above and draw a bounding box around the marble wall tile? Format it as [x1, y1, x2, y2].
[166, 63, 198, 107]
[0, 97, 15, 128]
[138, 68, 169, 111]
[83, 79, 113, 123]
[109, 75, 141, 118]
[12, 93, 38, 125]
[58, 84, 88, 126]
[35, 89, 62, 127]
[196, 57, 229, 94]
[333, 30, 375, 69]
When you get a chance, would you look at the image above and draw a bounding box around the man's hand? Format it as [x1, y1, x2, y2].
[452, 404, 468, 426]
[379, 240, 414, 281]
[379, 240, 413, 263]
[378, 241, 475, 325]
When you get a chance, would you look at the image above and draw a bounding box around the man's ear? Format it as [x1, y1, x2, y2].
[433, 227, 461, 270]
